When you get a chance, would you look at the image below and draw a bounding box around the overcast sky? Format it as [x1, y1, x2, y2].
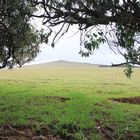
[32, 39, 124, 65]
[31, 21, 124, 65]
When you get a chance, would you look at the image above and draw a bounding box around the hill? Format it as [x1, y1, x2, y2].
[26, 60, 100, 68]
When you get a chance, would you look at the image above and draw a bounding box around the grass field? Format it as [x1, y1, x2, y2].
[0, 62, 140, 139]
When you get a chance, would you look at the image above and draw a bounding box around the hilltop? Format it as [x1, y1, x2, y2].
[26, 60, 101, 68]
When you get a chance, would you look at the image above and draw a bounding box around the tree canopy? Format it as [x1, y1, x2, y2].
[0, 0, 140, 76]
[0, 0, 41, 68]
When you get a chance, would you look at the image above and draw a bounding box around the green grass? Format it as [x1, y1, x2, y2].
[0, 66, 140, 139]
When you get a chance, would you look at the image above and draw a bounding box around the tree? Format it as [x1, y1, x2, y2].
[0, 0, 41, 69]
[0, 0, 140, 77]
[31, 0, 140, 77]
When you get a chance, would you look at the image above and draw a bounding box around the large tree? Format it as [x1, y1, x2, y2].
[31, 0, 140, 77]
[0, 0, 140, 76]
[0, 0, 41, 68]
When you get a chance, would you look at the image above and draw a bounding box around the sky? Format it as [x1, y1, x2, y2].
[31, 21, 125, 65]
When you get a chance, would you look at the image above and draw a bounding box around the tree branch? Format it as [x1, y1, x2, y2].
[111, 62, 140, 67]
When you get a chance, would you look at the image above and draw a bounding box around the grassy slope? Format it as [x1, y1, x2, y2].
[0, 63, 140, 139]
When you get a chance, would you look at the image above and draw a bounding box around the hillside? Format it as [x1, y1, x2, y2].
[26, 60, 100, 68]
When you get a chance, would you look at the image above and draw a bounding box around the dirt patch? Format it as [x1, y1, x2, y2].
[102, 83, 127, 86]
[43, 96, 71, 102]
[95, 121, 140, 140]
[96, 121, 115, 140]
[0, 125, 62, 140]
[111, 96, 140, 104]
[112, 83, 127, 86]
[102, 83, 110, 85]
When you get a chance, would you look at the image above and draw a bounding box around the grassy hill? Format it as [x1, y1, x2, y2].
[26, 60, 99, 68]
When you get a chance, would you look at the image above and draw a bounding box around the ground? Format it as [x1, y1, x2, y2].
[0, 62, 140, 140]
[111, 96, 140, 104]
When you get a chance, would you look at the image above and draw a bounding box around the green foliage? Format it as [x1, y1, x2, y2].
[124, 64, 133, 78]
[79, 32, 106, 57]
[31, 0, 140, 77]
[0, 0, 41, 68]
